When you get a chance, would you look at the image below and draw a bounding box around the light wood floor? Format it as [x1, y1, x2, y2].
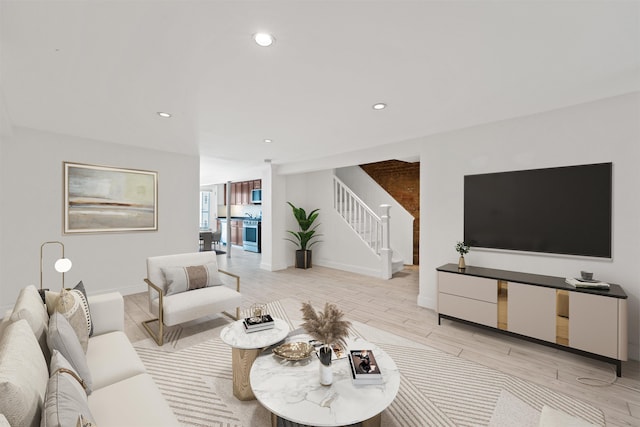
[124, 249, 640, 427]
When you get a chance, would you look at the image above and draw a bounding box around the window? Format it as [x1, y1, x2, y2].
[200, 191, 211, 229]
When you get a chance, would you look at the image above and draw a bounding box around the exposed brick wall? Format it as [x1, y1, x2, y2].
[360, 160, 420, 265]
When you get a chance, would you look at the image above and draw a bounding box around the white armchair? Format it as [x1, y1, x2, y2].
[143, 252, 241, 345]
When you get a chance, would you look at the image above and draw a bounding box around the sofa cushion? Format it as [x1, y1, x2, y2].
[42, 350, 95, 427]
[48, 312, 93, 394]
[55, 287, 91, 352]
[9, 284, 50, 361]
[0, 319, 48, 427]
[0, 315, 9, 340]
[46, 281, 94, 337]
[151, 285, 242, 326]
[88, 373, 181, 427]
[77, 414, 97, 427]
[162, 262, 223, 296]
[86, 331, 146, 390]
[147, 251, 220, 295]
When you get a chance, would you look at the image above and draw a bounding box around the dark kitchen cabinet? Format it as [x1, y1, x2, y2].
[225, 179, 262, 205]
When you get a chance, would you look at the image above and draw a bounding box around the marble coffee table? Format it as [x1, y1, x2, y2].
[220, 318, 290, 400]
[250, 335, 400, 427]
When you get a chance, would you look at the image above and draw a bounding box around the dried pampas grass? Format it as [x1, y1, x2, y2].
[300, 302, 351, 347]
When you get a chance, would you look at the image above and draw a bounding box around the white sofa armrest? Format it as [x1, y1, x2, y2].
[88, 292, 124, 335]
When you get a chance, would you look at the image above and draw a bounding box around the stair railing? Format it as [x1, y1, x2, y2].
[333, 176, 383, 254]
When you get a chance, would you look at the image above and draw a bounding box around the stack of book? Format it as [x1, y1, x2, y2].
[243, 314, 274, 333]
[347, 349, 383, 385]
[565, 277, 610, 290]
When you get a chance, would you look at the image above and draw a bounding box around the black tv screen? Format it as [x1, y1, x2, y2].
[464, 163, 612, 258]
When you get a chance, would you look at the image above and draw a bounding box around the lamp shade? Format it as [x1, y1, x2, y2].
[54, 258, 72, 273]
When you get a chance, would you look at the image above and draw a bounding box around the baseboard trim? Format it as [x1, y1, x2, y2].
[418, 293, 436, 310]
[313, 259, 381, 279]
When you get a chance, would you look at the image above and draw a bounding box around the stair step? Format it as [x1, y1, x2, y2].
[391, 258, 404, 274]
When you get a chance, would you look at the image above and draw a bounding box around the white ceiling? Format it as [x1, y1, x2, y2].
[1, 1, 638, 184]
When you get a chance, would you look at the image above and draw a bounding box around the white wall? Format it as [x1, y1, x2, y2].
[284, 170, 381, 276]
[1, 127, 199, 313]
[336, 166, 414, 265]
[419, 93, 640, 359]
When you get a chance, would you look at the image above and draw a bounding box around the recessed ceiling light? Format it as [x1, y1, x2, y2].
[264, 139, 273, 143]
[253, 33, 275, 47]
[372, 103, 387, 110]
[157, 112, 172, 118]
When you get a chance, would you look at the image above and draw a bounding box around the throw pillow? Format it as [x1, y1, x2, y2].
[55, 281, 93, 352]
[9, 284, 50, 361]
[0, 414, 10, 427]
[47, 312, 93, 395]
[42, 350, 95, 427]
[0, 319, 49, 427]
[162, 262, 223, 296]
[49, 280, 93, 337]
[77, 414, 98, 427]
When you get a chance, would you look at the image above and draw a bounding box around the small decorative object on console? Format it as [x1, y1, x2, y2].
[348, 349, 383, 384]
[455, 241, 470, 271]
[580, 271, 594, 281]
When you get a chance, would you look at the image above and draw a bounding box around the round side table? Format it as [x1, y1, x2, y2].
[220, 318, 290, 400]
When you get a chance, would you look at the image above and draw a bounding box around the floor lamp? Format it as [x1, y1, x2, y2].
[40, 241, 72, 300]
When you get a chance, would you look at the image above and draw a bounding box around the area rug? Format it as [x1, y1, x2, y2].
[134, 300, 295, 352]
[133, 299, 605, 427]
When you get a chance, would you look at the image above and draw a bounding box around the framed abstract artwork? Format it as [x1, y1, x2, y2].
[64, 162, 158, 233]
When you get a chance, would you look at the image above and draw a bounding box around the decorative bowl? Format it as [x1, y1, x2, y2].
[272, 342, 315, 361]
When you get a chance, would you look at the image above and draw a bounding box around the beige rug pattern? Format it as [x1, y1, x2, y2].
[133, 299, 605, 427]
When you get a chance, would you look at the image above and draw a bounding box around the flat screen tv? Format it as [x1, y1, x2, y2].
[464, 163, 612, 258]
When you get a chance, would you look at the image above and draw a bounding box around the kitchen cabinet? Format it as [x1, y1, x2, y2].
[230, 219, 243, 246]
[224, 179, 262, 205]
[241, 181, 250, 205]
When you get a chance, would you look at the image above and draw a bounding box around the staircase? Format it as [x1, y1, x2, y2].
[333, 176, 404, 279]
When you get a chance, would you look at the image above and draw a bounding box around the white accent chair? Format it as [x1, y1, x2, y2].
[143, 252, 241, 345]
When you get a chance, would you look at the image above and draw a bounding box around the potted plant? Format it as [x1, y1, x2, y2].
[286, 202, 321, 269]
[455, 241, 470, 270]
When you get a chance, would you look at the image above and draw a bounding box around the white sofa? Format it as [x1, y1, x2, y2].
[0, 285, 180, 427]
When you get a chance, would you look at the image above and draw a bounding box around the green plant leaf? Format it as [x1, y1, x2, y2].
[286, 202, 321, 250]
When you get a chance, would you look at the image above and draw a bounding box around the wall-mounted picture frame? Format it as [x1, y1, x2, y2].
[64, 162, 158, 233]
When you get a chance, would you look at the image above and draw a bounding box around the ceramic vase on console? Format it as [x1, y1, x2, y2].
[458, 255, 466, 271]
[318, 345, 333, 385]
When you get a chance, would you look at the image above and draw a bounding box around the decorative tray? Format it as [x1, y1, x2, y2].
[272, 342, 315, 361]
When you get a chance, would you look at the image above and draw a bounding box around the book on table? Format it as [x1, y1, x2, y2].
[348, 349, 383, 384]
[564, 277, 610, 290]
[243, 314, 274, 333]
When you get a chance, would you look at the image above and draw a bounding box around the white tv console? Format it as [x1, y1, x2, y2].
[437, 264, 628, 376]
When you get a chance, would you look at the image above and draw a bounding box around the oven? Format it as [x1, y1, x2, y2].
[242, 219, 261, 253]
